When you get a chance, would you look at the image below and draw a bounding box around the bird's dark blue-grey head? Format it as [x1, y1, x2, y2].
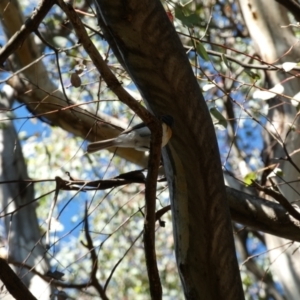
[161, 115, 174, 127]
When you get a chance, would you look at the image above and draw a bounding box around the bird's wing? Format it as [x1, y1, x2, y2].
[120, 122, 144, 134]
[136, 126, 151, 137]
[120, 123, 151, 137]
[87, 138, 118, 153]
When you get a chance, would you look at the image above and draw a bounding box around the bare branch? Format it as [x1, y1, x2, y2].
[56, 0, 155, 125]
[0, 0, 55, 66]
[252, 181, 300, 222]
[0, 258, 37, 300]
[143, 120, 163, 299]
[227, 187, 300, 241]
[82, 203, 109, 300]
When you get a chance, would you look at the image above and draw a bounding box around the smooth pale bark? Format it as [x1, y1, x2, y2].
[0, 88, 51, 299]
[239, 1, 300, 298]
[93, 0, 244, 299]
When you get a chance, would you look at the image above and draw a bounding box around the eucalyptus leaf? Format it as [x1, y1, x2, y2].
[210, 107, 228, 129]
[196, 42, 210, 61]
[244, 172, 257, 187]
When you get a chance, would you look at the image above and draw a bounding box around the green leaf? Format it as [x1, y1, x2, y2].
[210, 107, 227, 129]
[243, 69, 260, 80]
[196, 42, 210, 61]
[244, 172, 257, 186]
[221, 54, 230, 70]
[174, 7, 201, 27]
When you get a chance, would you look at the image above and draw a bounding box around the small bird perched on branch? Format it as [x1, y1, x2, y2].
[87, 115, 173, 153]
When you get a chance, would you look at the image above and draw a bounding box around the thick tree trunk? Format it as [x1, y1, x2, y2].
[93, 0, 244, 299]
[239, 1, 300, 298]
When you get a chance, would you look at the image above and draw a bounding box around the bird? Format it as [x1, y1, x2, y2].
[87, 115, 173, 153]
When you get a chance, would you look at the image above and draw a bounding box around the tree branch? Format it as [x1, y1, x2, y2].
[56, 0, 155, 125]
[0, 258, 37, 300]
[82, 203, 109, 300]
[227, 187, 300, 241]
[252, 181, 300, 222]
[2, 173, 300, 241]
[0, 0, 55, 66]
[143, 120, 163, 299]
[54, 3, 165, 297]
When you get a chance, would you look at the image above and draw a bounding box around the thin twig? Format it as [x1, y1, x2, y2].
[56, 0, 154, 125]
[282, 143, 300, 174]
[46, 177, 64, 249]
[183, 38, 300, 72]
[143, 119, 163, 299]
[104, 231, 143, 291]
[83, 203, 109, 300]
[54, 4, 164, 297]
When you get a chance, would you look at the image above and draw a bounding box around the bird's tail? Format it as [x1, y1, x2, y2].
[87, 138, 118, 153]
